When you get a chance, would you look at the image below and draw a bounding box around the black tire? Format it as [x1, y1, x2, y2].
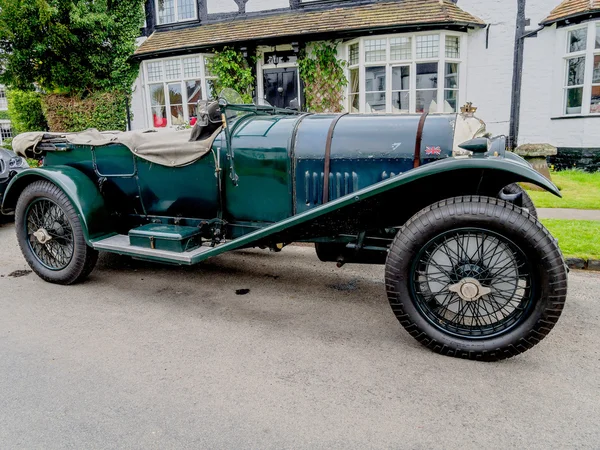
[500, 183, 537, 218]
[385, 196, 567, 361]
[15, 180, 98, 285]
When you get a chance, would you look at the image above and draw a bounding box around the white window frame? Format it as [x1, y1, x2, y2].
[345, 31, 466, 114]
[142, 54, 216, 128]
[155, 0, 197, 25]
[562, 21, 600, 116]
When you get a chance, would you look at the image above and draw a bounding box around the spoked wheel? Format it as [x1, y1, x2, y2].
[15, 180, 98, 285]
[25, 198, 75, 270]
[412, 229, 533, 339]
[385, 196, 567, 361]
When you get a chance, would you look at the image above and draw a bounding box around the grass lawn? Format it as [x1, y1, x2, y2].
[526, 170, 600, 209]
[541, 219, 600, 260]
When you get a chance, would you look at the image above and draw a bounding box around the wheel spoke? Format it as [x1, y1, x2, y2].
[25, 199, 74, 270]
[412, 228, 534, 338]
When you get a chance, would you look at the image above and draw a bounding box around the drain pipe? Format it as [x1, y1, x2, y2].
[508, 0, 547, 150]
[508, 0, 527, 150]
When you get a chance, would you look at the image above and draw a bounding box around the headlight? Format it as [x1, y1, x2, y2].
[8, 157, 27, 168]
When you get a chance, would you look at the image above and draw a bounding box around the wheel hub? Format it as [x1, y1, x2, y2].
[448, 277, 491, 302]
[33, 228, 52, 245]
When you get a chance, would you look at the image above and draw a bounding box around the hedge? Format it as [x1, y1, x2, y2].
[42, 91, 129, 132]
[7, 89, 48, 133]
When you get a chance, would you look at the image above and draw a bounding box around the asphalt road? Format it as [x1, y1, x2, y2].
[1, 220, 599, 449]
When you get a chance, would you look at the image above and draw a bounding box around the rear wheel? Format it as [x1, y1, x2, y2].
[15, 180, 98, 285]
[385, 196, 566, 361]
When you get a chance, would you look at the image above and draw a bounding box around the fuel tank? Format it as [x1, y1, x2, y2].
[224, 111, 488, 223]
[293, 114, 459, 214]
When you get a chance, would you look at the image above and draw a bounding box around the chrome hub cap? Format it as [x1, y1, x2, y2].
[448, 277, 492, 302]
[33, 228, 52, 244]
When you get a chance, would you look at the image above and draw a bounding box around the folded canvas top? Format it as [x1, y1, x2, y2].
[12, 126, 223, 168]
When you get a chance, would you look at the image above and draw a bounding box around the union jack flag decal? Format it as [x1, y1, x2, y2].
[425, 146, 442, 156]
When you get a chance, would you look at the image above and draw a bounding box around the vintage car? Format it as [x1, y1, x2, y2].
[2, 91, 566, 361]
[0, 147, 29, 219]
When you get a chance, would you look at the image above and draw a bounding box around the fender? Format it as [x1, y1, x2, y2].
[1, 166, 111, 243]
[187, 157, 561, 263]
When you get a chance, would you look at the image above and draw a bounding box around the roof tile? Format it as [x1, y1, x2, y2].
[543, 0, 600, 24]
[136, 0, 484, 57]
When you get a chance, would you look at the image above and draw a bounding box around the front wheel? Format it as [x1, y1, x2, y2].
[385, 196, 566, 361]
[15, 180, 98, 285]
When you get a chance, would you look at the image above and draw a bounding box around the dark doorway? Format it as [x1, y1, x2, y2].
[263, 67, 299, 110]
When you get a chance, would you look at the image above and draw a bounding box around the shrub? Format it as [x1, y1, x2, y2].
[206, 48, 255, 103]
[42, 91, 128, 132]
[7, 89, 48, 133]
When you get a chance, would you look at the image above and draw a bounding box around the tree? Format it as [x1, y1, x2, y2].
[0, 0, 145, 96]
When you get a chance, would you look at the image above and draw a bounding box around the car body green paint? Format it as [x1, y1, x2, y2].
[2, 166, 110, 242]
[2, 108, 561, 265]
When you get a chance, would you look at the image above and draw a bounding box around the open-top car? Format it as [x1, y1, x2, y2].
[2, 91, 567, 361]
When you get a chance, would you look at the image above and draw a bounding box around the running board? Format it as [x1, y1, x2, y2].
[92, 234, 216, 265]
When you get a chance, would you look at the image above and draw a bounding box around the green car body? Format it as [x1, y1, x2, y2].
[1, 103, 568, 361]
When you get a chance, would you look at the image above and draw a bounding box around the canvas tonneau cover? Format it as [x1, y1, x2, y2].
[11, 126, 222, 167]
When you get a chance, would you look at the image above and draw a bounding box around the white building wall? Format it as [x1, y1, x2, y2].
[246, 0, 289, 12]
[206, 0, 238, 14]
[458, 0, 518, 137]
[519, 22, 600, 147]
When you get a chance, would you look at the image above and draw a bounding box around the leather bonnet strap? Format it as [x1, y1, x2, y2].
[414, 111, 429, 169]
[322, 112, 348, 203]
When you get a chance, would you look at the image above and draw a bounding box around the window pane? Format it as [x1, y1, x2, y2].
[390, 37, 411, 60]
[445, 63, 459, 89]
[365, 92, 386, 113]
[444, 90, 458, 113]
[158, 0, 175, 24]
[152, 107, 167, 127]
[568, 28, 587, 53]
[392, 91, 409, 113]
[566, 87, 583, 114]
[164, 59, 181, 79]
[445, 35, 460, 58]
[416, 90, 437, 113]
[147, 62, 163, 82]
[178, 0, 195, 21]
[349, 43, 359, 66]
[416, 63, 438, 89]
[392, 66, 410, 91]
[349, 68, 359, 93]
[567, 57, 586, 86]
[591, 86, 600, 114]
[203, 57, 214, 77]
[183, 57, 201, 78]
[416, 35, 439, 58]
[170, 105, 185, 125]
[206, 79, 216, 99]
[186, 80, 202, 104]
[593, 55, 600, 83]
[349, 94, 359, 113]
[0, 89, 7, 110]
[365, 66, 386, 92]
[596, 25, 600, 49]
[168, 83, 183, 105]
[149, 84, 165, 107]
[365, 39, 386, 62]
